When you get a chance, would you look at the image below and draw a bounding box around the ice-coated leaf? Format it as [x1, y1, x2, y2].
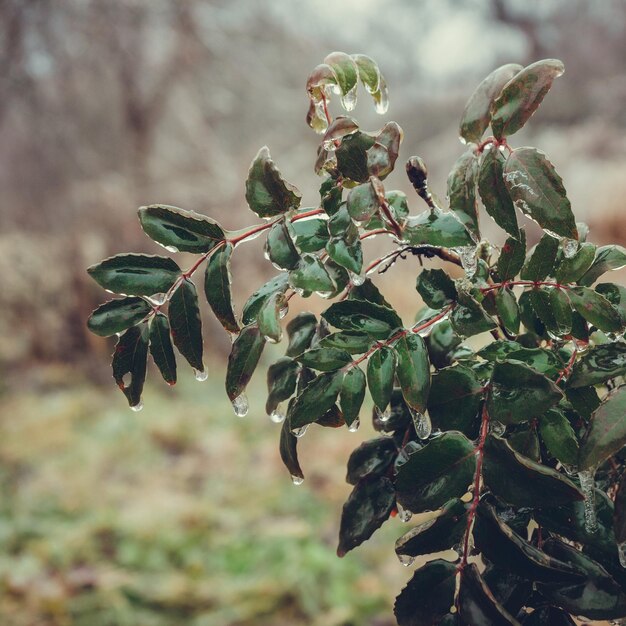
[280, 417, 303, 482]
[567, 286, 622, 333]
[87, 254, 181, 296]
[579, 386, 626, 471]
[459, 62, 522, 144]
[569, 342, 626, 388]
[204, 243, 239, 334]
[367, 346, 396, 412]
[335, 131, 376, 183]
[266, 221, 299, 271]
[285, 312, 317, 357]
[337, 475, 395, 556]
[367, 121, 402, 179]
[322, 299, 402, 340]
[555, 242, 596, 284]
[549, 287, 573, 336]
[352, 53, 380, 94]
[450, 291, 497, 338]
[538, 408, 578, 466]
[504, 147, 577, 240]
[324, 51, 358, 98]
[149, 313, 177, 385]
[495, 287, 520, 335]
[597, 282, 626, 324]
[394, 559, 457, 626]
[579, 245, 626, 286]
[491, 59, 565, 139]
[415, 268, 457, 310]
[245, 146, 301, 218]
[168, 279, 203, 371]
[447, 149, 480, 238]
[478, 147, 519, 237]
[297, 346, 351, 372]
[346, 178, 381, 223]
[326, 235, 363, 275]
[257, 291, 283, 343]
[112, 324, 149, 408]
[87, 297, 152, 337]
[225, 325, 266, 402]
[520, 233, 559, 281]
[497, 230, 526, 281]
[403, 208, 473, 248]
[241, 273, 289, 326]
[487, 360, 562, 425]
[482, 435, 583, 508]
[346, 436, 396, 484]
[266, 357, 299, 414]
[319, 331, 372, 354]
[288, 370, 344, 429]
[290, 218, 329, 252]
[565, 386, 600, 419]
[394, 334, 430, 413]
[138, 204, 224, 253]
[340, 366, 366, 427]
[395, 432, 476, 513]
[321, 116, 359, 146]
[289, 254, 335, 293]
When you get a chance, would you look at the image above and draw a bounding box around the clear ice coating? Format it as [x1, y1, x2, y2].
[291, 474, 304, 486]
[411, 409, 432, 440]
[453, 246, 478, 277]
[341, 85, 358, 111]
[562, 237, 579, 259]
[147, 293, 168, 306]
[396, 502, 413, 523]
[348, 418, 361, 433]
[349, 270, 366, 286]
[397, 553, 415, 567]
[270, 407, 286, 424]
[619, 542, 626, 569]
[292, 424, 309, 438]
[130, 400, 144, 412]
[489, 420, 506, 436]
[231, 392, 249, 417]
[578, 469, 598, 533]
[194, 367, 208, 382]
[376, 405, 392, 422]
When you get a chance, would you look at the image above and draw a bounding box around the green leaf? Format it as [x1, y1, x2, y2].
[335, 131, 376, 183]
[428, 365, 483, 433]
[567, 286, 623, 333]
[289, 254, 335, 294]
[447, 150, 480, 238]
[458, 563, 520, 626]
[87, 254, 181, 297]
[394, 559, 457, 626]
[322, 299, 402, 340]
[280, 417, 303, 483]
[395, 499, 468, 558]
[482, 435, 583, 508]
[257, 291, 283, 344]
[297, 346, 351, 372]
[555, 242, 596, 284]
[323, 259, 349, 297]
[169, 279, 203, 372]
[319, 331, 372, 354]
[527, 288, 560, 337]
[241, 274, 289, 326]
[367, 121, 402, 180]
[403, 208, 473, 248]
[478, 147, 519, 237]
[459, 63, 522, 144]
[549, 287, 573, 336]
[508, 426, 541, 462]
[245, 146, 301, 218]
[367, 346, 396, 412]
[569, 342, 626, 388]
[415, 268, 457, 310]
[337, 475, 395, 556]
[521, 233, 559, 281]
[538, 409, 579, 466]
[579, 386, 626, 470]
[324, 51, 358, 99]
[394, 334, 430, 413]
[497, 230, 526, 281]
[87, 297, 152, 337]
[112, 324, 149, 408]
[321, 116, 359, 147]
[425, 320, 463, 369]
[346, 179, 381, 223]
[326, 235, 363, 275]
[204, 243, 239, 334]
[225, 325, 266, 402]
[491, 59, 564, 139]
[597, 282, 626, 324]
[495, 287, 520, 334]
[395, 431, 476, 513]
[137, 204, 224, 253]
[340, 366, 366, 427]
[265, 221, 299, 271]
[149, 313, 177, 385]
[288, 371, 344, 429]
[504, 148, 577, 240]
[328, 205, 351, 237]
[450, 292, 496, 338]
[579, 245, 626, 286]
[474, 500, 584, 583]
[266, 357, 299, 415]
[352, 54, 380, 93]
[290, 218, 329, 252]
[285, 312, 317, 357]
[488, 360, 562, 425]
[565, 386, 600, 419]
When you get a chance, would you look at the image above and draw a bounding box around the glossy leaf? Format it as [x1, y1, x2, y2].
[257, 291, 283, 343]
[289, 254, 335, 293]
[352, 53, 380, 93]
[280, 417, 303, 482]
[579, 244, 626, 286]
[567, 286, 622, 333]
[367, 121, 402, 179]
[241, 274, 289, 326]
[450, 291, 496, 338]
[569, 342, 626, 388]
[415, 268, 457, 310]
[138, 204, 224, 253]
[367, 346, 396, 412]
[497, 230, 526, 281]
[245, 146, 301, 218]
[539, 409, 579, 466]
[285, 312, 317, 357]
[340, 366, 366, 427]
[346, 179, 380, 223]
[87, 297, 152, 337]
[149, 313, 177, 385]
[204, 243, 239, 334]
[495, 287, 520, 334]
[555, 242, 596, 284]
[112, 324, 149, 408]
[326, 235, 363, 275]
[549, 287, 573, 335]
[447, 150, 480, 238]
[319, 331, 372, 354]
[322, 299, 402, 340]
[291, 218, 329, 252]
[394, 334, 430, 413]
[297, 346, 351, 371]
[288, 371, 344, 429]
[521, 233, 559, 281]
[225, 325, 266, 402]
[266, 221, 299, 271]
[169, 279, 203, 371]
[266, 357, 299, 414]
[324, 51, 358, 98]
[597, 282, 626, 324]
[403, 208, 473, 248]
[565, 385, 600, 419]
[335, 131, 376, 183]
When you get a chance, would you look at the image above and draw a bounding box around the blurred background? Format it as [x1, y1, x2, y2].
[0, 0, 625, 624]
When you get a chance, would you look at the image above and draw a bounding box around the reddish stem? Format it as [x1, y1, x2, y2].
[481, 280, 571, 294]
[555, 344, 579, 385]
[378, 198, 404, 239]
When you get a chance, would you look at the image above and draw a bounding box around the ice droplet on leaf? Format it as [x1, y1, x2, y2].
[291, 474, 304, 486]
[411, 408, 432, 440]
[270, 408, 286, 424]
[453, 246, 478, 277]
[130, 400, 144, 412]
[194, 367, 208, 382]
[562, 237, 578, 259]
[292, 424, 309, 438]
[489, 420, 506, 436]
[147, 293, 167, 306]
[231, 393, 249, 417]
[348, 418, 361, 432]
[578, 469, 598, 533]
[341, 84, 358, 111]
[397, 553, 415, 567]
[349, 270, 365, 286]
[396, 502, 412, 523]
[376, 406, 391, 422]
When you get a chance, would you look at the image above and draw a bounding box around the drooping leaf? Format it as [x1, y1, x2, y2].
[497, 230, 526, 281]
[450, 291, 497, 338]
[403, 208, 473, 248]
[495, 287, 520, 334]
[138, 204, 224, 253]
[521, 233, 559, 281]
[288, 371, 344, 429]
[285, 312, 317, 357]
[324, 51, 358, 99]
[569, 342, 626, 388]
[321, 116, 359, 147]
[482, 435, 583, 508]
[149, 313, 177, 385]
[241, 273, 289, 326]
[319, 331, 372, 354]
[289, 254, 335, 294]
[367, 346, 396, 412]
[265, 221, 300, 271]
[340, 366, 366, 427]
[245, 146, 301, 218]
[168, 279, 203, 372]
[567, 286, 622, 333]
[447, 150, 480, 238]
[257, 291, 283, 343]
[225, 325, 266, 402]
[266, 357, 299, 415]
[538, 409, 579, 466]
[491, 59, 565, 139]
[415, 268, 457, 310]
[204, 243, 239, 334]
[87, 297, 152, 337]
[297, 346, 351, 371]
[395, 431, 476, 513]
[555, 241, 596, 284]
[367, 121, 402, 180]
[322, 299, 402, 340]
[352, 53, 380, 93]
[504, 148, 577, 240]
[579, 244, 626, 286]
[87, 254, 181, 296]
[394, 334, 430, 413]
[112, 324, 149, 408]
[280, 417, 303, 482]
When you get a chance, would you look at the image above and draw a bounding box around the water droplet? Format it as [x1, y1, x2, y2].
[130, 400, 144, 412]
[397, 553, 415, 567]
[194, 367, 208, 382]
[376, 406, 391, 422]
[291, 474, 304, 486]
[396, 502, 412, 523]
[453, 246, 478, 277]
[292, 424, 309, 438]
[270, 408, 286, 424]
[411, 408, 432, 440]
[263, 334, 281, 344]
[279, 303, 289, 319]
[341, 85, 358, 111]
[373, 83, 389, 114]
[315, 290, 334, 299]
[147, 293, 168, 306]
[231, 393, 249, 417]
[263, 240, 271, 261]
[348, 418, 360, 433]
[498, 144, 506, 152]
[349, 270, 366, 286]
[578, 469, 598, 534]
[459, 136, 467, 145]
[489, 420, 505, 436]
[164, 245, 179, 253]
[562, 237, 578, 259]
